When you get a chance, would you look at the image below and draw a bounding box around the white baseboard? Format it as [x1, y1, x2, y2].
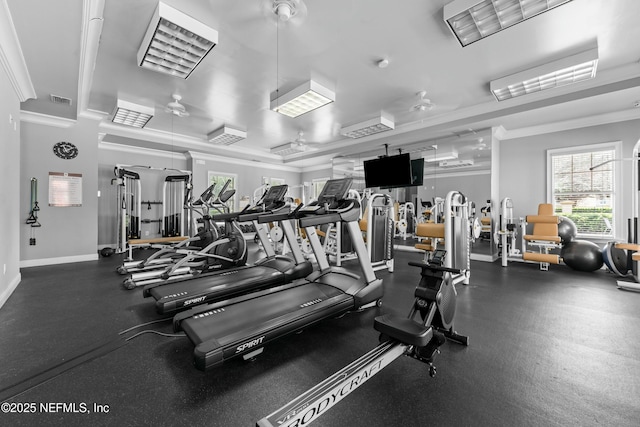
[0, 272, 22, 310]
[20, 253, 99, 268]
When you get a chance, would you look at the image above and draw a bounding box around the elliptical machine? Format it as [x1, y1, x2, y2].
[121, 181, 247, 288]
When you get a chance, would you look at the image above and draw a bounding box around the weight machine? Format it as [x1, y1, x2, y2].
[496, 197, 524, 267]
[395, 201, 417, 240]
[361, 193, 395, 272]
[113, 165, 192, 255]
[414, 191, 471, 284]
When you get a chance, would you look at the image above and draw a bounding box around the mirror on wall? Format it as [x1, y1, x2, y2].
[330, 130, 496, 261]
[332, 157, 365, 191]
[406, 130, 495, 260]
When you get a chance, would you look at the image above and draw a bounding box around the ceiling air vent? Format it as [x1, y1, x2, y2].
[50, 94, 72, 106]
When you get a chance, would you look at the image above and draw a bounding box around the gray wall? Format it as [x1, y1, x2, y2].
[499, 119, 640, 240]
[20, 118, 100, 264]
[0, 60, 22, 308]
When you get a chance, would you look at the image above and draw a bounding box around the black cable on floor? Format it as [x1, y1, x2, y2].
[0, 317, 181, 403]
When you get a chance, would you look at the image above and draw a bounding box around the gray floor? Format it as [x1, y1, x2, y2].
[0, 246, 639, 426]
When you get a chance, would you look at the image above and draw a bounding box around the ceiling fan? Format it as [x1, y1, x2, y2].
[473, 137, 489, 151]
[165, 94, 190, 118]
[292, 131, 316, 148]
[410, 91, 436, 112]
[293, 131, 326, 149]
[263, 0, 308, 24]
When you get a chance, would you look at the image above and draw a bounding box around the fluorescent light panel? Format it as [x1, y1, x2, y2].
[270, 142, 307, 156]
[490, 47, 598, 101]
[207, 126, 247, 145]
[423, 148, 458, 162]
[112, 99, 154, 128]
[341, 114, 395, 139]
[137, 2, 218, 79]
[439, 159, 474, 168]
[271, 80, 335, 118]
[444, 0, 573, 47]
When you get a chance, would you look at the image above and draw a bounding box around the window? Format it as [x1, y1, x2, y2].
[262, 176, 286, 187]
[547, 142, 620, 238]
[207, 171, 237, 212]
[312, 177, 329, 201]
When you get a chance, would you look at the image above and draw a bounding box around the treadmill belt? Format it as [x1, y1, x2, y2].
[149, 265, 285, 314]
[179, 282, 353, 370]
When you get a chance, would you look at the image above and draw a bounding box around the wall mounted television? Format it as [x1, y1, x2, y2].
[364, 153, 413, 188]
[410, 158, 424, 186]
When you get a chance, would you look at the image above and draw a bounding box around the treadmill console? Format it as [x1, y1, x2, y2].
[317, 178, 352, 206]
[240, 184, 288, 214]
[300, 178, 354, 214]
[263, 185, 288, 204]
[297, 178, 360, 225]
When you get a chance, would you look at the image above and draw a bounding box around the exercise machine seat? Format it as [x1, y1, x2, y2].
[415, 242, 436, 252]
[523, 203, 560, 243]
[359, 207, 369, 232]
[374, 314, 433, 347]
[416, 223, 445, 239]
[415, 223, 445, 253]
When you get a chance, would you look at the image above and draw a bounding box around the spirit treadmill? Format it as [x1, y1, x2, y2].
[173, 178, 384, 371]
[142, 185, 313, 315]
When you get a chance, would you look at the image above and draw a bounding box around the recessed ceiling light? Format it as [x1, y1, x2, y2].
[137, 2, 218, 79]
[207, 126, 247, 145]
[490, 46, 598, 101]
[341, 114, 395, 139]
[270, 142, 307, 156]
[444, 0, 574, 47]
[112, 99, 154, 128]
[270, 80, 335, 118]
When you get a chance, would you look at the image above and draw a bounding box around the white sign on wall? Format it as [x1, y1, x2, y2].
[48, 172, 82, 207]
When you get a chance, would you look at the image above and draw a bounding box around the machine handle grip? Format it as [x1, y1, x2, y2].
[408, 261, 461, 275]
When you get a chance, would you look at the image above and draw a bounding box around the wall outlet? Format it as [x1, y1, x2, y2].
[145, 230, 150, 236]
[3, 264, 6, 275]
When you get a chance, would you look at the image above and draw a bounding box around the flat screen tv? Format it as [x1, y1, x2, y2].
[364, 154, 413, 188]
[410, 158, 424, 186]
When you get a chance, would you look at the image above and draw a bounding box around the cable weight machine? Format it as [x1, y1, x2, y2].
[113, 165, 192, 254]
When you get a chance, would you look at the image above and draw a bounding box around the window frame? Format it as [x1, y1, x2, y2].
[546, 141, 622, 239]
[207, 171, 238, 212]
[311, 177, 330, 201]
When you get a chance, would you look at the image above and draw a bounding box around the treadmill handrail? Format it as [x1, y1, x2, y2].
[238, 204, 289, 222]
[257, 203, 303, 223]
[299, 213, 342, 228]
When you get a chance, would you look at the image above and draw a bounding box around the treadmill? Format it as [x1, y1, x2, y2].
[142, 185, 313, 314]
[173, 178, 384, 371]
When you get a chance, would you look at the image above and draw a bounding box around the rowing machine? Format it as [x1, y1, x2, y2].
[257, 249, 468, 426]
